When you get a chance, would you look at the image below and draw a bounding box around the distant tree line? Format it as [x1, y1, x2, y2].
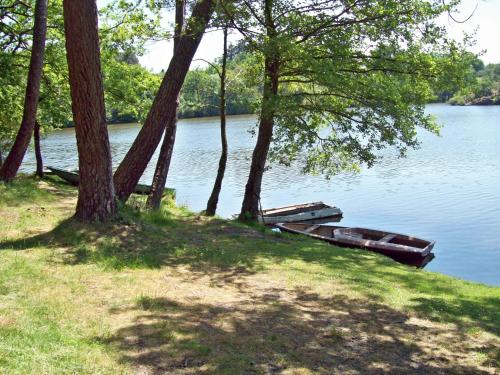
[433, 57, 500, 105]
[108, 45, 260, 123]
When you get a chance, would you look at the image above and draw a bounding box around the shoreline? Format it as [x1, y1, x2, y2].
[60, 103, 500, 130]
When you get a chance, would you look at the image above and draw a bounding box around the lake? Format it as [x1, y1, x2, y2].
[20, 104, 500, 286]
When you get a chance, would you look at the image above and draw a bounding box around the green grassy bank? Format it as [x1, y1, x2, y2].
[0, 176, 499, 374]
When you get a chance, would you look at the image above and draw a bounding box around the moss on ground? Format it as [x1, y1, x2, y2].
[0, 176, 499, 374]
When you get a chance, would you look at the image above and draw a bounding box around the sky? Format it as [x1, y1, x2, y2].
[98, 0, 500, 72]
[441, 0, 500, 63]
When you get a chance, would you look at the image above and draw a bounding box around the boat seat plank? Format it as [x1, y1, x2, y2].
[380, 234, 397, 243]
[304, 225, 321, 233]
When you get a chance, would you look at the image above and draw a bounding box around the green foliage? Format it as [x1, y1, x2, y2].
[99, 0, 168, 58]
[103, 57, 161, 123]
[0, 0, 30, 151]
[0, 62, 24, 151]
[180, 68, 220, 117]
[179, 51, 261, 118]
[38, 0, 71, 131]
[0, 0, 167, 153]
[0, 0, 483, 174]
[228, 0, 473, 177]
[447, 60, 500, 105]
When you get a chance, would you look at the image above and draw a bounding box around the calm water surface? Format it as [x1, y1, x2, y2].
[21, 104, 500, 285]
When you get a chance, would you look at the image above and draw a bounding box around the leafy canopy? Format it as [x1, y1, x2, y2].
[228, 0, 473, 176]
[0, 0, 168, 151]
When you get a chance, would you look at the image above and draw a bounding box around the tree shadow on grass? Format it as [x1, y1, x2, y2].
[99, 287, 497, 374]
[1, 210, 499, 339]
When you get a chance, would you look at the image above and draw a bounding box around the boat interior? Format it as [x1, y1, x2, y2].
[282, 223, 430, 248]
[281, 223, 341, 238]
[263, 202, 330, 217]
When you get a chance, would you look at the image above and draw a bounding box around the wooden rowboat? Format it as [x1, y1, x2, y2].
[46, 167, 176, 198]
[260, 202, 342, 224]
[47, 167, 80, 185]
[275, 222, 435, 267]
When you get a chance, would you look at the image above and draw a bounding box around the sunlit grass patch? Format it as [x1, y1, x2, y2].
[0, 252, 124, 374]
[0, 175, 52, 206]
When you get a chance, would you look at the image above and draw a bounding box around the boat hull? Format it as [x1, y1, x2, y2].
[261, 207, 343, 224]
[276, 223, 435, 268]
[47, 167, 175, 198]
[260, 202, 343, 224]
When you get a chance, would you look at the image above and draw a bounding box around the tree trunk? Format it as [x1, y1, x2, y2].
[63, 0, 116, 222]
[146, 0, 185, 209]
[239, 0, 279, 220]
[205, 25, 228, 216]
[34, 121, 43, 178]
[114, 0, 215, 202]
[0, 0, 47, 182]
[0, 148, 3, 169]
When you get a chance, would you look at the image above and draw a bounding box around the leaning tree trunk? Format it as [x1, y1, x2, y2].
[239, 0, 279, 220]
[146, 0, 185, 209]
[146, 112, 178, 209]
[63, 0, 116, 222]
[114, 0, 215, 203]
[205, 25, 228, 216]
[34, 121, 43, 177]
[0, 0, 47, 182]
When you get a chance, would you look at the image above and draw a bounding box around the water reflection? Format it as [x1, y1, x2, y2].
[20, 106, 500, 285]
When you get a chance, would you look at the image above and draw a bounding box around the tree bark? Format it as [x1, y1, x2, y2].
[114, 0, 215, 202]
[239, 0, 279, 220]
[63, 0, 116, 222]
[146, 0, 186, 209]
[34, 120, 43, 178]
[205, 25, 228, 216]
[0, 0, 47, 182]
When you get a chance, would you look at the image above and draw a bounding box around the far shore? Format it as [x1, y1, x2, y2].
[59, 102, 500, 130]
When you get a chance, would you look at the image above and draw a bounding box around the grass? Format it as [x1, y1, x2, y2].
[0, 176, 499, 374]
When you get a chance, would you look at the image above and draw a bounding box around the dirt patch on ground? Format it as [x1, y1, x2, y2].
[37, 180, 77, 212]
[99, 266, 499, 375]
